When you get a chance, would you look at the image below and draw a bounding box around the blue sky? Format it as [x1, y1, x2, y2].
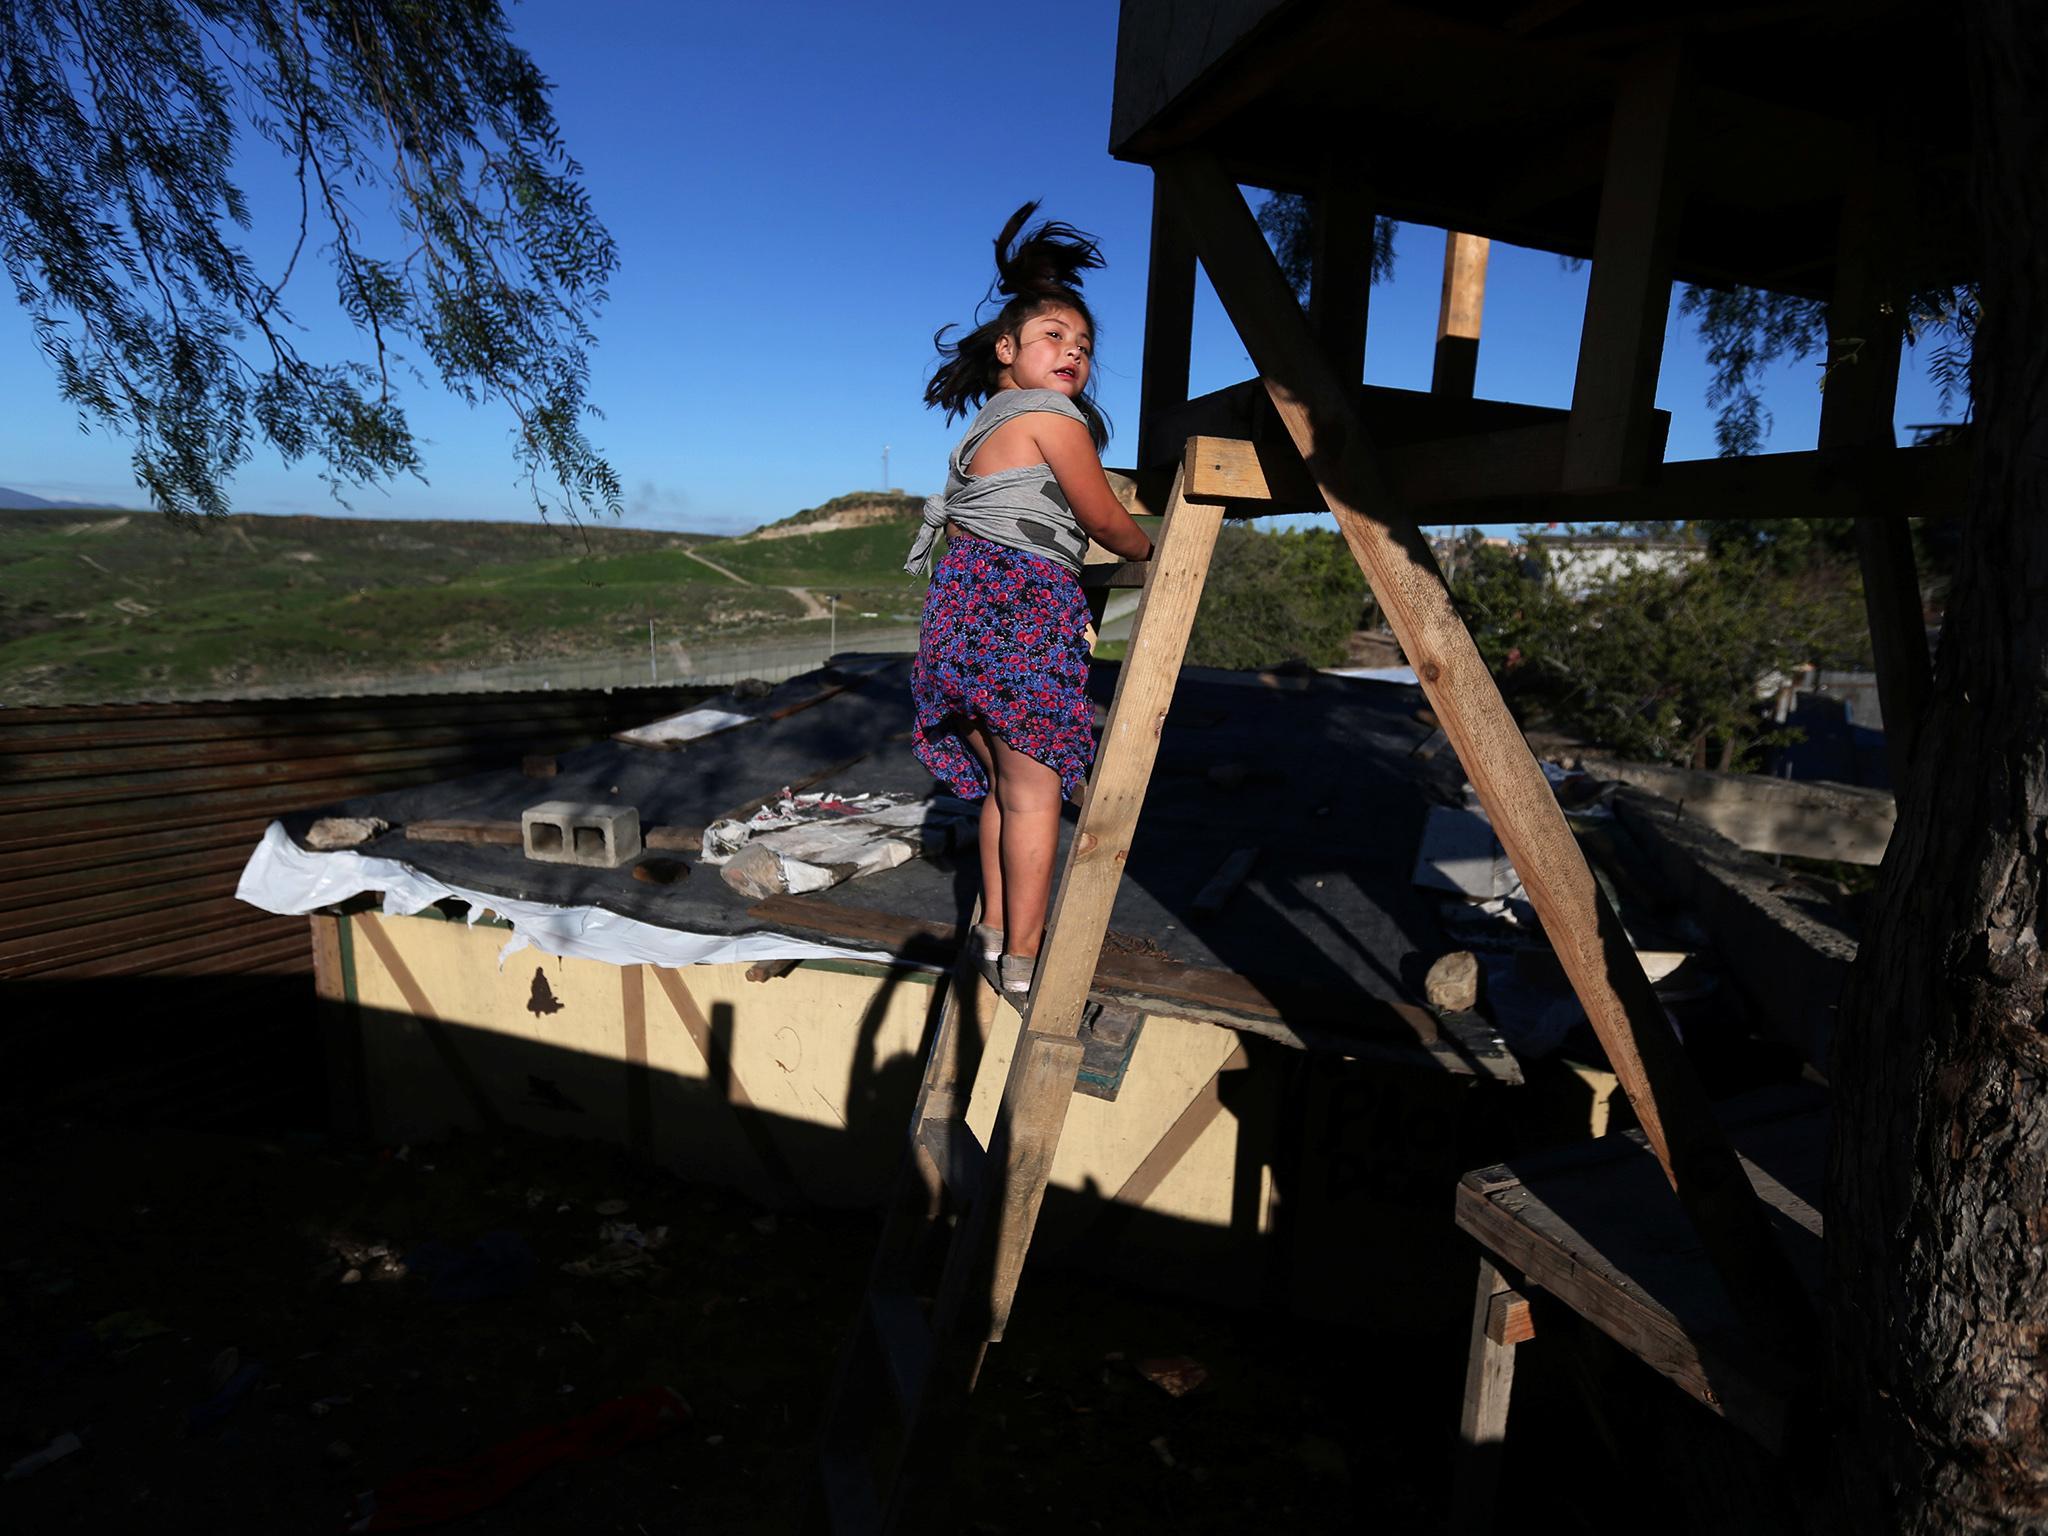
[0, 0, 1957, 533]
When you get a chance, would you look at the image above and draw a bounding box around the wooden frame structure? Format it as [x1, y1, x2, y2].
[1108, 0, 1970, 1519]
[815, 4, 1973, 1525]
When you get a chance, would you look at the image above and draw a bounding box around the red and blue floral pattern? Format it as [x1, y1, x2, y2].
[911, 533, 1095, 803]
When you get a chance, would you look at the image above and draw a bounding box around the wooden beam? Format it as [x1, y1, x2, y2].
[1309, 166, 1376, 386]
[1139, 435, 1967, 523]
[1564, 50, 1686, 489]
[1433, 232, 1491, 397]
[1825, 148, 1931, 784]
[1450, 1254, 1520, 1536]
[976, 471, 1228, 1345]
[1138, 171, 1199, 468]
[1160, 150, 1815, 1360]
[1486, 1287, 1536, 1347]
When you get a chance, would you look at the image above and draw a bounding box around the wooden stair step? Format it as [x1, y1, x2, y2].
[916, 1117, 986, 1206]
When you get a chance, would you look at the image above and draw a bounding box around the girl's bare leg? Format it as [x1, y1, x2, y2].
[986, 733, 1063, 959]
[959, 723, 1003, 932]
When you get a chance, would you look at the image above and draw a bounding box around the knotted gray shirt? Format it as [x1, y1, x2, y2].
[903, 389, 1098, 577]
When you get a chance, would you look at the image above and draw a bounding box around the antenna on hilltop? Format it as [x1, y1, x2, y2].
[882, 444, 890, 490]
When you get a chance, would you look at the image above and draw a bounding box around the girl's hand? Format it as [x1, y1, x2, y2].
[1032, 415, 1155, 562]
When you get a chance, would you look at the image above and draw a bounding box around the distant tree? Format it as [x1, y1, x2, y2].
[1186, 523, 1371, 670]
[0, 0, 617, 522]
[1677, 280, 1979, 457]
[1451, 534, 1868, 769]
[1255, 190, 1397, 305]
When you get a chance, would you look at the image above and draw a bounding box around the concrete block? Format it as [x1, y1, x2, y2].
[521, 801, 642, 868]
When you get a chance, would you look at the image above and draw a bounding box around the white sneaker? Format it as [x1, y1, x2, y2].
[998, 954, 1036, 995]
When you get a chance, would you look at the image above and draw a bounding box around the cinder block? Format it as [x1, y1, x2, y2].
[521, 801, 642, 868]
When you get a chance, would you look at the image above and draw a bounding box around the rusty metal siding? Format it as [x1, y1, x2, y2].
[0, 686, 705, 981]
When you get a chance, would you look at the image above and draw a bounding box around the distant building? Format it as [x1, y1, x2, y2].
[1524, 533, 1706, 598]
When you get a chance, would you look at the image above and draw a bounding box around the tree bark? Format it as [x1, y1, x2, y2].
[1829, 3, 2048, 1529]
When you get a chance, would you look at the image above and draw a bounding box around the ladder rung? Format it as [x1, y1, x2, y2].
[916, 1115, 987, 1204]
[1077, 559, 1148, 589]
[817, 1446, 882, 1536]
[868, 1290, 934, 1411]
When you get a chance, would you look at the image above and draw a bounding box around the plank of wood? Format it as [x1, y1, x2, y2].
[979, 1027, 1088, 1345]
[1486, 1289, 1536, 1347]
[1826, 149, 1930, 784]
[1107, 1042, 1249, 1211]
[1160, 149, 1814, 1359]
[1432, 232, 1490, 398]
[972, 470, 1228, 1346]
[1191, 847, 1258, 917]
[1309, 165, 1375, 386]
[1449, 1255, 1519, 1536]
[1138, 171, 1199, 467]
[405, 818, 521, 845]
[401, 817, 700, 852]
[1076, 561, 1150, 590]
[648, 965, 800, 1196]
[620, 965, 653, 1158]
[351, 913, 504, 1132]
[741, 892, 1507, 1077]
[1563, 50, 1685, 490]
[1583, 755, 1896, 865]
[1176, 431, 1960, 522]
[1027, 469, 1226, 1045]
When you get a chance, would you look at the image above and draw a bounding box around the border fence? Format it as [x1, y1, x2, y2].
[135, 625, 922, 703]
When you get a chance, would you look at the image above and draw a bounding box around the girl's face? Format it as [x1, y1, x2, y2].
[995, 305, 1092, 398]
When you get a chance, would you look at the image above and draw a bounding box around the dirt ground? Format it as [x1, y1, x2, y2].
[1, 1113, 1477, 1534]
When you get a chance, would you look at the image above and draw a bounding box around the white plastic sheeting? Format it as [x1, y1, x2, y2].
[234, 820, 908, 971]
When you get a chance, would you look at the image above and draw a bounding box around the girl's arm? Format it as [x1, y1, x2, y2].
[1032, 415, 1154, 562]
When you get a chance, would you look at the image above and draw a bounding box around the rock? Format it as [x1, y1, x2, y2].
[1425, 950, 1481, 1013]
[306, 816, 388, 850]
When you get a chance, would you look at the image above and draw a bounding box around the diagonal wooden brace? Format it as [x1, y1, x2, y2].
[1158, 150, 1816, 1361]
[967, 465, 1227, 1347]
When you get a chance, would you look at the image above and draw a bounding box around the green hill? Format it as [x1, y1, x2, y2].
[0, 509, 823, 703]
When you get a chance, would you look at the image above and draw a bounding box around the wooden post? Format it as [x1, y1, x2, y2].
[1451, 1254, 1522, 1535]
[1433, 232, 1490, 398]
[1563, 50, 1686, 490]
[1309, 165, 1375, 386]
[309, 912, 367, 1141]
[972, 465, 1227, 1344]
[1824, 154, 1930, 785]
[1139, 171, 1198, 467]
[1157, 150, 1815, 1360]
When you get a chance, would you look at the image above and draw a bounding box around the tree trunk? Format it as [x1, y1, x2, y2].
[1829, 3, 2048, 1529]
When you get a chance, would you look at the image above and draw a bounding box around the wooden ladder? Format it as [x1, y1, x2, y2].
[810, 453, 1225, 1534]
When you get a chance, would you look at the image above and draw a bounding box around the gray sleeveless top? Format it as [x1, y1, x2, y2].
[903, 389, 1099, 577]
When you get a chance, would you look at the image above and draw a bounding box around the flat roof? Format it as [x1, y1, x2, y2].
[1112, 0, 1971, 296]
[278, 657, 1513, 1075]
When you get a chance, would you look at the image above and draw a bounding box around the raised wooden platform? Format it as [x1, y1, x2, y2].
[1453, 1083, 1824, 1490]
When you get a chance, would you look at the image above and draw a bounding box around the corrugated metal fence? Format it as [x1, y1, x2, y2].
[0, 685, 706, 1126]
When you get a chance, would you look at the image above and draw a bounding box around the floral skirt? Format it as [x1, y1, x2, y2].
[911, 534, 1095, 803]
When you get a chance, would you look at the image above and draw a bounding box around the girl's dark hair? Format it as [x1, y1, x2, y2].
[925, 202, 1109, 448]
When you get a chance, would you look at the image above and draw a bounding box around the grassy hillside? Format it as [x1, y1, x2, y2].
[752, 489, 923, 535]
[0, 509, 830, 703]
[694, 518, 926, 588]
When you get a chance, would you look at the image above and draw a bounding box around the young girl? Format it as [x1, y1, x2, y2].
[905, 204, 1154, 995]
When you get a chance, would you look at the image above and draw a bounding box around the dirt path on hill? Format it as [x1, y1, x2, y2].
[682, 548, 750, 584]
[780, 587, 830, 621]
[681, 548, 830, 622]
